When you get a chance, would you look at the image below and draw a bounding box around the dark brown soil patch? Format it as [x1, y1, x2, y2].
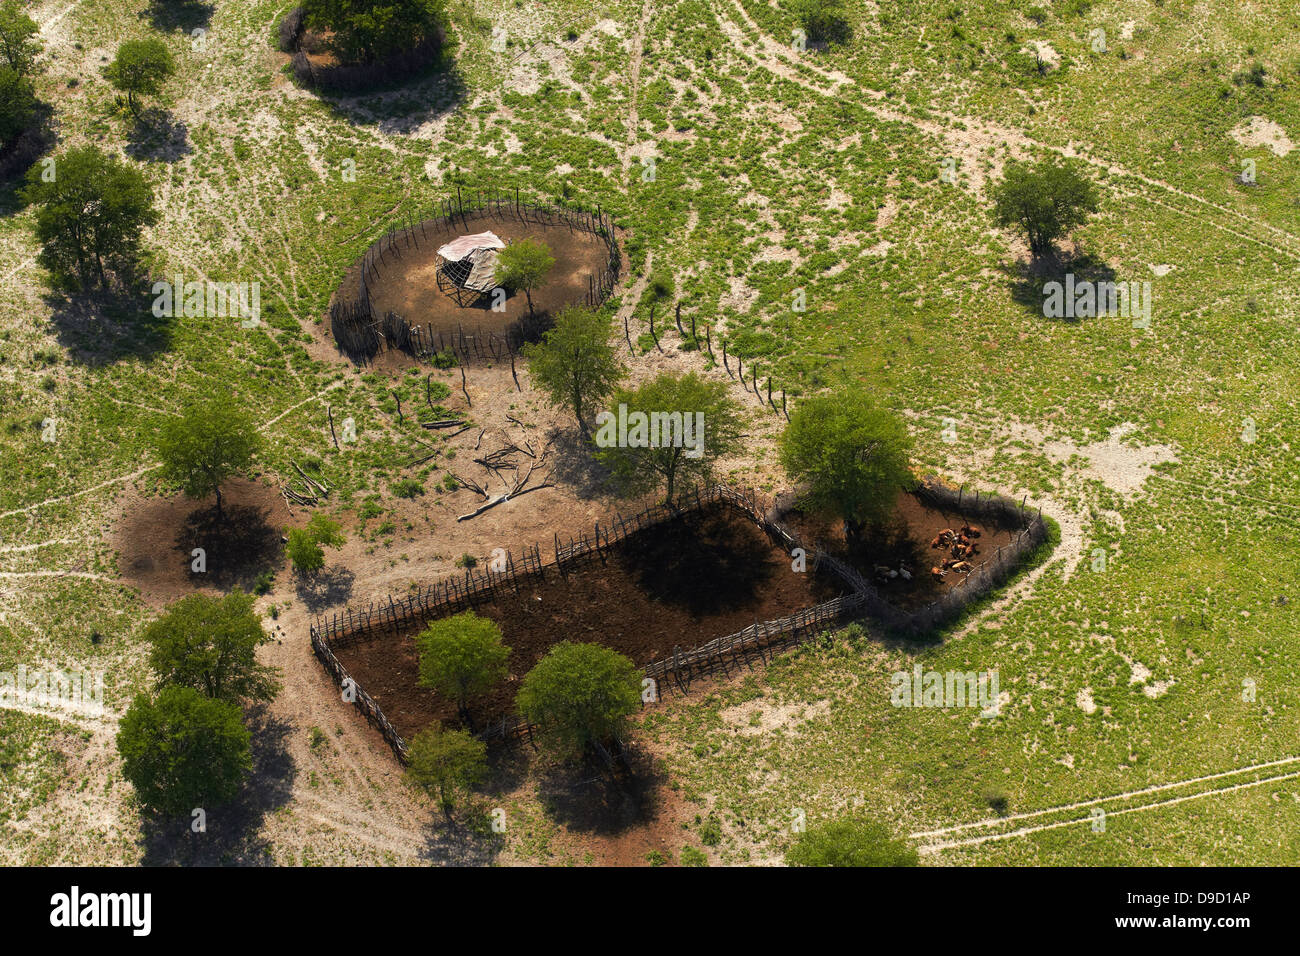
[113, 477, 295, 607]
[334, 504, 841, 741]
[780, 490, 1021, 611]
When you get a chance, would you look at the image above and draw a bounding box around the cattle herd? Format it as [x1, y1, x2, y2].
[929, 525, 982, 580]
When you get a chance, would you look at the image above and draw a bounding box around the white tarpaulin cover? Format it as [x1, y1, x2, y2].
[462, 248, 501, 292]
[435, 231, 506, 262]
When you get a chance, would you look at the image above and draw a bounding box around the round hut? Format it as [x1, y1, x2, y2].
[435, 231, 507, 305]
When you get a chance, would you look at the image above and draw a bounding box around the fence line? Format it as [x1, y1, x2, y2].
[330, 187, 621, 364]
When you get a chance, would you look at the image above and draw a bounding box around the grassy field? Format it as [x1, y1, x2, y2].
[0, 0, 1296, 865]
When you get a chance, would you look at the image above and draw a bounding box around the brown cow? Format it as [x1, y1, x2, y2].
[960, 524, 981, 539]
[951, 561, 974, 573]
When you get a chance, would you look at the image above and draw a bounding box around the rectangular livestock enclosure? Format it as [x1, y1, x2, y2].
[311, 486, 865, 761]
[310, 481, 1050, 762]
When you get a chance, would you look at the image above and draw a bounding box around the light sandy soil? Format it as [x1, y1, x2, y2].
[1230, 116, 1295, 157]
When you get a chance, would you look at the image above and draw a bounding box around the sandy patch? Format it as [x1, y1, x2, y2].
[719, 697, 831, 736]
[1230, 116, 1295, 157]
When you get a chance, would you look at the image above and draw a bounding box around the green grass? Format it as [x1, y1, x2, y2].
[0, 0, 1296, 864]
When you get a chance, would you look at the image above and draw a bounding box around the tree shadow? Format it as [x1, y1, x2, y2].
[174, 501, 285, 593]
[305, 49, 469, 134]
[1001, 247, 1118, 322]
[533, 744, 665, 836]
[0, 100, 56, 214]
[125, 108, 192, 163]
[417, 815, 505, 865]
[139, 704, 295, 865]
[544, 425, 616, 498]
[806, 16, 854, 49]
[43, 287, 174, 366]
[143, 0, 213, 33]
[295, 564, 356, 613]
[619, 507, 776, 616]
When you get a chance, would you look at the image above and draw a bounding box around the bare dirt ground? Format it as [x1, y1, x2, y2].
[112, 477, 297, 606]
[356, 210, 615, 342]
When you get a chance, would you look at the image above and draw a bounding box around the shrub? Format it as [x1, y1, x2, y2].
[786, 815, 918, 867]
[679, 846, 709, 867]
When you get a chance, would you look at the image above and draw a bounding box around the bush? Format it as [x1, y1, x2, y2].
[786, 815, 918, 867]
[679, 846, 709, 867]
[286, 513, 346, 575]
[391, 477, 424, 498]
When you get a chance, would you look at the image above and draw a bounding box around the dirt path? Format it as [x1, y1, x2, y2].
[620, 0, 654, 178]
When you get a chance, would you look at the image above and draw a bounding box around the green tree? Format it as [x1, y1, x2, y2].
[991, 156, 1099, 259]
[155, 397, 261, 521]
[143, 591, 280, 704]
[786, 815, 918, 867]
[0, 64, 36, 149]
[104, 38, 175, 118]
[778, 390, 913, 546]
[302, 0, 447, 65]
[405, 722, 487, 822]
[416, 611, 509, 731]
[117, 686, 252, 817]
[522, 306, 624, 438]
[595, 371, 744, 506]
[19, 145, 159, 290]
[516, 642, 641, 768]
[494, 238, 554, 318]
[0, 0, 41, 76]
[285, 513, 347, 575]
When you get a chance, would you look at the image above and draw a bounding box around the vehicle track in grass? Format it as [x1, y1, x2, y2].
[910, 755, 1300, 853]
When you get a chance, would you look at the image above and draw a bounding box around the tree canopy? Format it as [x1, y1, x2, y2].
[143, 591, 280, 705]
[117, 686, 252, 817]
[991, 156, 1099, 258]
[105, 38, 175, 118]
[302, 0, 447, 66]
[516, 642, 641, 766]
[0, 0, 41, 76]
[0, 64, 36, 149]
[522, 306, 624, 438]
[20, 145, 159, 290]
[595, 371, 744, 506]
[416, 611, 509, 730]
[285, 513, 347, 575]
[495, 238, 554, 318]
[406, 722, 487, 821]
[779, 390, 913, 542]
[786, 815, 918, 867]
[155, 397, 261, 520]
